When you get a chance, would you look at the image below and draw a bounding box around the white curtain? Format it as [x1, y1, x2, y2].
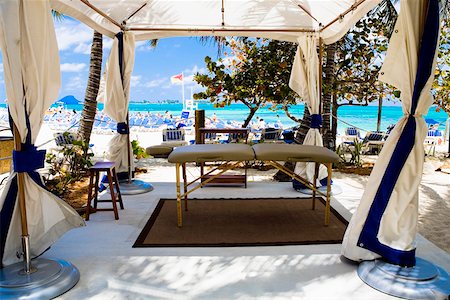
[100, 32, 136, 173]
[342, 0, 440, 265]
[289, 36, 328, 186]
[0, 0, 84, 266]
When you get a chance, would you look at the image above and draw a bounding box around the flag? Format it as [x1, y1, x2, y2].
[171, 73, 183, 84]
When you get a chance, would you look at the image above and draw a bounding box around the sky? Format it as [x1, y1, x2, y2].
[0, 16, 224, 103]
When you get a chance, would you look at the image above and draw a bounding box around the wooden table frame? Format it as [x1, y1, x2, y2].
[174, 160, 333, 228]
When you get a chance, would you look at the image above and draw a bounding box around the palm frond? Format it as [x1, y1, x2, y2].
[51, 10, 65, 21]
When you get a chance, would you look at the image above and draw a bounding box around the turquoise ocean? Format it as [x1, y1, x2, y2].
[0, 102, 448, 134]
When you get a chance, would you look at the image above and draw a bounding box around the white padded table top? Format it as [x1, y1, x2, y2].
[253, 144, 339, 163]
[168, 144, 255, 163]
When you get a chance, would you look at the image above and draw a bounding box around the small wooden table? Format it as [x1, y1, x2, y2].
[198, 128, 249, 186]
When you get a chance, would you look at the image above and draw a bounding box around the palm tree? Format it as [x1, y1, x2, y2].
[77, 31, 103, 143]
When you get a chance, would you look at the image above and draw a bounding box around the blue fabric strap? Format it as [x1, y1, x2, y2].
[117, 122, 129, 134]
[310, 114, 322, 129]
[0, 176, 18, 267]
[13, 145, 46, 172]
[115, 32, 124, 83]
[357, 0, 439, 267]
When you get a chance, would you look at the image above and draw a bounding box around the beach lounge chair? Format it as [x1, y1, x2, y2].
[424, 129, 444, 156]
[362, 131, 386, 154]
[260, 128, 282, 143]
[341, 127, 362, 145]
[54, 132, 78, 146]
[162, 128, 188, 147]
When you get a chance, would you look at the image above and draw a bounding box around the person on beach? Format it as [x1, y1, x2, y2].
[258, 118, 266, 129]
[212, 113, 217, 123]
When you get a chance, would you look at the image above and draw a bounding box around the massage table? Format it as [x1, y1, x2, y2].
[168, 143, 340, 227]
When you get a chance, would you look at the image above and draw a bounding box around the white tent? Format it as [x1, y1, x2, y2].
[49, 0, 441, 268]
[50, 0, 382, 44]
[0, 0, 443, 271]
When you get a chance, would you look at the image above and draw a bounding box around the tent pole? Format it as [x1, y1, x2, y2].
[318, 37, 323, 135]
[126, 112, 132, 184]
[12, 123, 33, 274]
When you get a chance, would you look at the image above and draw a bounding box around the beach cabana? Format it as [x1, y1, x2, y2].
[1, 0, 448, 298]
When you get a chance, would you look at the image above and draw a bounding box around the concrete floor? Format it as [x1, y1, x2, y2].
[43, 173, 450, 299]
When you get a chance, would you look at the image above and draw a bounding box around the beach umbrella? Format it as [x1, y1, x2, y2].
[0, 0, 83, 297]
[289, 36, 329, 190]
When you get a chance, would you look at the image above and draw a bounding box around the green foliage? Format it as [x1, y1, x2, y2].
[193, 38, 298, 127]
[336, 139, 363, 168]
[132, 140, 148, 159]
[332, 1, 399, 106]
[45, 133, 93, 196]
[432, 17, 450, 114]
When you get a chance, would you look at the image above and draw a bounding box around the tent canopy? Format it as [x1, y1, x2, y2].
[50, 0, 382, 44]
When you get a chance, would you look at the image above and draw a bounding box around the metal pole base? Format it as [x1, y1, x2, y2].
[358, 257, 450, 299]
[117, 179, 154, 195]
[0, 258, 80, 299]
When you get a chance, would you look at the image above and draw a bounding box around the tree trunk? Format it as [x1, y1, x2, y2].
[242, 106, 259, 128]
[294, 104, 311, 144]
[331, 93, 339, 150]
[78, 31, 103, 144]
[322, 43, 336, 149]
[377, 97, 383, 132]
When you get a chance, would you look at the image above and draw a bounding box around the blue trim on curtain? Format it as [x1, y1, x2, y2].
[116, 122, 129, 134]
[115, 32, 124, 83]
[357, 0, 440, 267]
[310, 114, 322, 129]
[0, 176, 18, 268]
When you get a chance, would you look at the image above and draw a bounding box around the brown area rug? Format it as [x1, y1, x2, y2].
[133, 198, 348, 247]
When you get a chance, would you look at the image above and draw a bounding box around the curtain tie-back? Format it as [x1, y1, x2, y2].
[13, 145, 46, 172]
[117, 122, 129, 134]
[310, 114, 322, 129]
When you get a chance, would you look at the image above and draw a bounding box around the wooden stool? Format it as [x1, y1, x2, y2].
[86, 161, 124, 220]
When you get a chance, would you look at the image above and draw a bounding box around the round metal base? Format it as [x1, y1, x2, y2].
[358, 257, 450, 299]
[118, 179, 154, 195]
[0, 258, 80, 299]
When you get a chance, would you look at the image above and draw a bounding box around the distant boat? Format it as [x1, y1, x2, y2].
[56, 95, 80, 105]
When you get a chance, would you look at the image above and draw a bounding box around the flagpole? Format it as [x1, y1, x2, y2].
[181, 72, 185, 108]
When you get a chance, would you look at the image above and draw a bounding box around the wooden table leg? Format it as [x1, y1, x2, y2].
[182, 163, 188, 211]
[93, 171, 100, 209]
[325, 163, 332, 226]
[176, 163, 182, 227]
[112, 167, 124, 209]
[107, 170, 119, 220]
[312, 162, 319, 210]
[86, 171, 94, 221]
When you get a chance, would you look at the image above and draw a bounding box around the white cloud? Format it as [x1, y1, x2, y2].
[183, 65, 206, 75]
[135, 41, 153, 52]
[60, 63, 87, 72]
[74, 43, 91, 55]
[145, 78, 166, 88]
[103, 38, 113, 51]
[55, 21, 93, 53]
[65, 75, 85, 91]
[130, 75, 141, 88]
